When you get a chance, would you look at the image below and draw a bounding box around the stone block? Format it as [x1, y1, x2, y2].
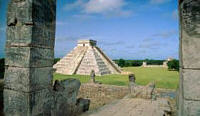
[6, 26, 32, 46]
[7, 0, 33, 26]
[181, 31, 200, 68]
[7, 0, 56, 26]
[76, 98, 90, 113]
[5, 47, 54, 67]
[32, 25, 55, 48]
[182, 69, 200, 100]
[4, 66, 53, 92]
[183, 100, 200, 116]
[4, 89, 53, 116]
[6, 25, 55, 48]
[180, 0, 200, 68]
[32, 0, 56, 25]
[52, 79, 81, 116]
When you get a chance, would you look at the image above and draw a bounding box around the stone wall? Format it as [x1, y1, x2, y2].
[178, 0, 200, 116]
[142, 62, 168, 68]
[78, 83, 129, 110]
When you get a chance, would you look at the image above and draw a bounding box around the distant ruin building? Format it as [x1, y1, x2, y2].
[53, 40, 121, 76]
[142, 58, 174, 68]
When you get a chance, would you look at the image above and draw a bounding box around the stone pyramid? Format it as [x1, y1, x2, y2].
[53, 40, 121, 76]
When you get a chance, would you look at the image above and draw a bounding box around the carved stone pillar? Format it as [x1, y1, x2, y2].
[178, 0, 200, 115]
[4, 0, 56, 115]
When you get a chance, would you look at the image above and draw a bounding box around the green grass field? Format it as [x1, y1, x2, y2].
[54, 67, 179, 89]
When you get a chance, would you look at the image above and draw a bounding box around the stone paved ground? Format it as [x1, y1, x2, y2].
[81, 98, 172, 116]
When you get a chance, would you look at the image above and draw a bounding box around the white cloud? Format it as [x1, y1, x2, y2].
[64, 0, 132, 17]
[64, 0, 85, 11]
[150, 0, 171, 5]
[152, 30, 178, 38]
[172, 10, 178, 20]
[85, 0, 124, 13]
[56, 21, 69, 26]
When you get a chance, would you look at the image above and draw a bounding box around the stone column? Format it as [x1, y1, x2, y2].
[128, 74, 136, 94]
[178, 0, 200, 116]
[90, 70, 96, 83]
[4, 0, 56, 115]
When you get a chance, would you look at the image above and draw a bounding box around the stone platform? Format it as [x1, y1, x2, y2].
[81, 98, 172, 116]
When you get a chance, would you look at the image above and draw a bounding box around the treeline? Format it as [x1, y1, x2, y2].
[54, 58, 60, 64]
[0, 58, 179, 78]
[113, 59, 165, 67]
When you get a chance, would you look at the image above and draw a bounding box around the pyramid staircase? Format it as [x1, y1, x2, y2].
[93, 48, 111, 75]
[54, 40, 121, 76]
[53, 46, 88, 75]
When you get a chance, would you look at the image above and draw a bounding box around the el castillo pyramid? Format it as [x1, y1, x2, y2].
[53, 40, 121, 76]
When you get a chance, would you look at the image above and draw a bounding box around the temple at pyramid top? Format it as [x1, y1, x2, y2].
[78, 40, 97, 46]
[53, 39, 121, 76]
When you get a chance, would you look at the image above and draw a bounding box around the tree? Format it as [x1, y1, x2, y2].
[167, 60, 179, 71]
[118, 59, 126, 67]
[54, 58, 61, 64]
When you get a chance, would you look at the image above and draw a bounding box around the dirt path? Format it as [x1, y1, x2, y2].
[81, 98, 171, 116]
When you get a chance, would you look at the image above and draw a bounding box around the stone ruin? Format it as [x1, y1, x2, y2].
[3, 0, 200, 116]
[53, 40, 121, 76]
[128, 74, 156, 99]
[178, 0, 200, 116]
[4, 0, 89, 115]
[142, 58, 173, 68]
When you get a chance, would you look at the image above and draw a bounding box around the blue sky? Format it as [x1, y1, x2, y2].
[0, 0, 178, 60]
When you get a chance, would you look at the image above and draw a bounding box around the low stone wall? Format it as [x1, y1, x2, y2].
[143, 65, 167, 68]
[78, 83, 129, 110]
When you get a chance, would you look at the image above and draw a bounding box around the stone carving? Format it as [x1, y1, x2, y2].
[4, 0, 89, 115]
[129, 74, 136, 83]
[54, 40, 121, 76]
[128, 74, 156, 99]
[178, 0, 200, 116]
[90, 70, 96, 83]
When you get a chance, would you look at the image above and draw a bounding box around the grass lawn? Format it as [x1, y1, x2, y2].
[54, 67, 179, 89]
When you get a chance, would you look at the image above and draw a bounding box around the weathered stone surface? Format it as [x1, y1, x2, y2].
[32, 25, 55, 48]
[6, 25, 55, 48]
[182, 69, 200, 100]
[177, 68, 184, 116]
[4, 67, 53, 92]
[52, 79, 81, 116]
[32, 0, 56, 25]
[7, 0, 32, 25]
[6, 26, 32, 46]
[181, 31, 200, 68]
[78, 83, 128, 110]
[178, 0, 200, 115]
[76, 98, 90, 114]
[4, 0, 58, 115]
[6, 0, 56, 48]
[5, 47, 54, 67]
[81, 98, 172, 116]
[180, 0, 200, 68]
[7, 0, 56, 26]
[129, 82, 156, 99]
[183, 100, 200, 116]
[4, 89, 53, 116]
